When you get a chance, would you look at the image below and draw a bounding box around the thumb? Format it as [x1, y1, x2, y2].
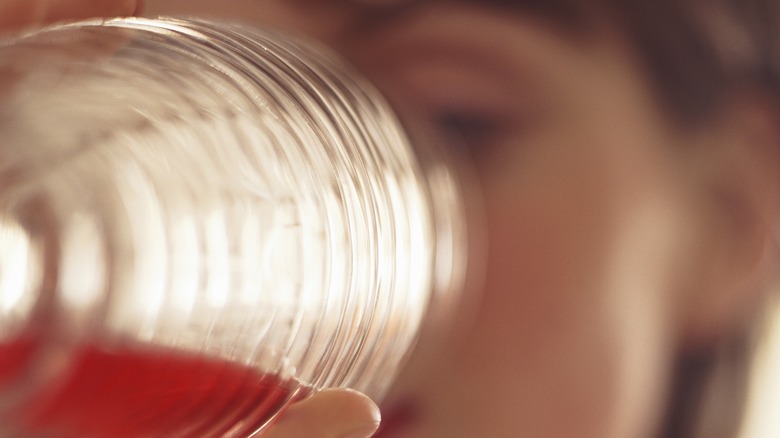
[263, 389, 381, 438]
[0, 0, 140, 33]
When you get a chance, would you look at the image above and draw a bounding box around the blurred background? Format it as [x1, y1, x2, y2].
[739, 295, 780, 438]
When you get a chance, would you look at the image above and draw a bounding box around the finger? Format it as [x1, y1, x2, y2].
[263, 389, 381, 438]
[0, 0, 140, 33]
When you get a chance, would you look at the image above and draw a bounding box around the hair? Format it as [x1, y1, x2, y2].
[599, 0, 779, 123]
[471, 0, 779, 122]
[485, 1, 779, 437]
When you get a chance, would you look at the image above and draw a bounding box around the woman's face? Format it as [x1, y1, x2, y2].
[145, 2, 721, 436]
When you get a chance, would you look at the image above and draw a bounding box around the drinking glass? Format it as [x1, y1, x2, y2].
[0, 17, 472, 437]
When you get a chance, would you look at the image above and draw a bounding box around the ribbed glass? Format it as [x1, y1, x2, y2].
[0, 17, 469, 437]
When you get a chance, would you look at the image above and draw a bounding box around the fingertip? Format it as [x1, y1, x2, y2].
[298, 389, 381, 437]
[328, 388, 382, 426]
[341, 395, 381, 436]
[339, 420, 382, 438]
[264, 388, 381, 438]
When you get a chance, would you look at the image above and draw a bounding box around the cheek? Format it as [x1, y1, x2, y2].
[451, 159, 617, 434]
[479, 177, 611, 350]
[449, 140, 678, 437]
[476, 139, 619, 344]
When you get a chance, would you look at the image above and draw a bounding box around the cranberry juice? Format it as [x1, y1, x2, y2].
[0, 341, 305, 437]
[0, 335, 38, 387]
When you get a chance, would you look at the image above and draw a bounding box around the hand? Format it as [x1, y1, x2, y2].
[264, 389, 381, 438]
[0, 0, 141, 33]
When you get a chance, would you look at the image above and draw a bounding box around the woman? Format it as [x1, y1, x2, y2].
[4, 1, 779, 437]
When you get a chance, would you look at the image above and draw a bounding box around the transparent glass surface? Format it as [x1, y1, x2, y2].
[0, 17, 469, 437]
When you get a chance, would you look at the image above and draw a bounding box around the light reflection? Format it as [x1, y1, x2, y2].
[108, 159, 168, 338]
[238, 206, 262, 307]
[169, 215, 199, 316]
[59, 213, 106, 312]
[204, 210, 230, 310]
[0, 216, 34, 317]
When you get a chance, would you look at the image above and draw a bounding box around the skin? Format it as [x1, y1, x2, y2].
[6, 0, 780, 437]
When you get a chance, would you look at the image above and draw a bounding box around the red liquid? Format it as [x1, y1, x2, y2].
[0, 335, 38, 386]
[0, 342, 307, 437]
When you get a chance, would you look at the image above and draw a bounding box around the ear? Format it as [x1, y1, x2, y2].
[680, 95, 780, 346]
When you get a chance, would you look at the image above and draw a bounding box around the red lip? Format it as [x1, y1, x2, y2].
[374, 400, 419, 437]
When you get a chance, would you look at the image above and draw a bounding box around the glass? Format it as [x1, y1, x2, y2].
[0, 17, 471, 437]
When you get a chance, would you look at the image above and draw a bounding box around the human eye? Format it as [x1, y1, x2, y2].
[343, 6, 531, 154]
[389, 59, 516, 155]
[433, 108, 508, 152]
